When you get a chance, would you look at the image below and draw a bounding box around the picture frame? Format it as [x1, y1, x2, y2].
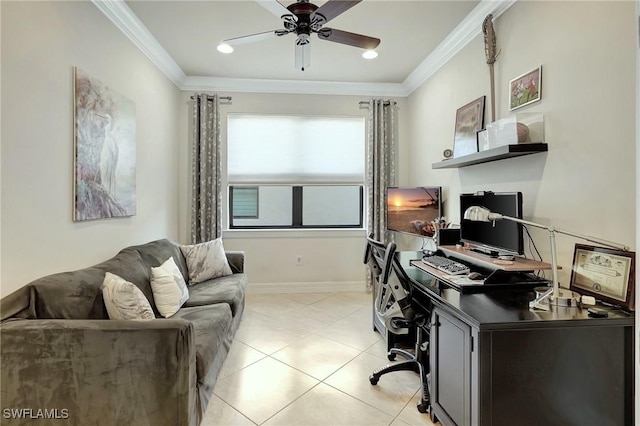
[453, 96, 485, 158]
[509, 66, 542, 111]
[569, 244, 636, 311]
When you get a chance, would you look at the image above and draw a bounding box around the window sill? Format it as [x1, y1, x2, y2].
[222, 228, 367, 239]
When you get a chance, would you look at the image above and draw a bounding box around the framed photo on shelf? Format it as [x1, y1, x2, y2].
[509, 66, 542, 111]
[453, 96, 485, 158]
[569, 244, 636, 311]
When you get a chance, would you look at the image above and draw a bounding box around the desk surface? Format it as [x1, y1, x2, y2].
[398, 251, 634, 331]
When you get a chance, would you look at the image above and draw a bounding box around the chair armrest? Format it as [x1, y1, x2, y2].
[226, 251, 245, 273]
[1, 319, 197, 425]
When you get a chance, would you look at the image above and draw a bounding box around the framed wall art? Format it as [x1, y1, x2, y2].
[509, 66, 542, 111]
[569, 243, 635, 311]
[453, 96, 485, 158]
[73, 67, 136, 221]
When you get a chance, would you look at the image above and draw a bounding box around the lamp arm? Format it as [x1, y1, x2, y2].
[489, 214, 629, 251]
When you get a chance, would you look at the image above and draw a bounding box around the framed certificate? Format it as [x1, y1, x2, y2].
[569, 244, 635, 311]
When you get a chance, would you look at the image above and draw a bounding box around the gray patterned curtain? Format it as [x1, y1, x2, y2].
[191, 93, 222, 243]
[367, 98, 397, 242]
[366, 99, 397, 288]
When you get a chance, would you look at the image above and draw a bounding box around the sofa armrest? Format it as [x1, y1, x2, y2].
[1, 319, 198, 425]
[226, 251, 245, 274]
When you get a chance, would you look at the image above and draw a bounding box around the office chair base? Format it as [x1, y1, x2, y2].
[369, 359, 430, 414]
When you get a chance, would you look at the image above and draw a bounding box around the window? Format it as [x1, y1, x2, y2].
[227, 114, 365, 229]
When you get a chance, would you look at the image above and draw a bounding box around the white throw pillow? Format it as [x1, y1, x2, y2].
[180, 238, 233, 284]
[102, 272, 155, 320]
[150, 257, 189, 318]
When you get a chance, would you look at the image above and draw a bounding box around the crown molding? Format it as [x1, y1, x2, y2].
[402, 0, 517, 94]
[90, 0, 186, 87]
[92, 0, 517, 97]
[182, 76, 405, 97]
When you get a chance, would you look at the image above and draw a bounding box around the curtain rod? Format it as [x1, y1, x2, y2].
[190, 95, 232, 102]
[358, 100, 395, 107]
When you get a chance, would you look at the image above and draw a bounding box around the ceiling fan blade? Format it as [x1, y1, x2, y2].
[255, 0, 291, 18]
[312, 0, 361, 24]
[295, 41, 311, 71]
[224, 30, 284, 46]
[317, 28, 380, 50]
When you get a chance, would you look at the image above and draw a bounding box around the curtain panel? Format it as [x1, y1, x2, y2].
[191, 93, 222, 243]
[366, 99, 398, 243]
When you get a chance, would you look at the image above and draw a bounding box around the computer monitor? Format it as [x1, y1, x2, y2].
[459, 191, 524, 256]
[386, 187, 442, 237]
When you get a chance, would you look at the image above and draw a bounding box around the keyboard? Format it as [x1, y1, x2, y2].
[421, 255, 470, 275]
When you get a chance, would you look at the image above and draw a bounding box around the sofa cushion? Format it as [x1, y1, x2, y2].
[121, 239, 189, 285]
[180, 239, 232, 284]
[171, 304, 232, 382]
[183, 273, 248, 317]
[102, 273, 155, 320]
[151, 257, 189, 318]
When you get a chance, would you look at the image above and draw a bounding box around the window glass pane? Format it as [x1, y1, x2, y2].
[231, 186, 292, 227]
[302, 186, 361, 226]
[228, 115, 365, 184]
[231, 187, 258, 218]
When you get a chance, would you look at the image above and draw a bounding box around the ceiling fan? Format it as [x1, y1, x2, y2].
[217, 0, 381, 71]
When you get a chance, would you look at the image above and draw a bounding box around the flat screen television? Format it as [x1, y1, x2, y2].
[386, 186, 442, 237]
[459, 191, 524, 256]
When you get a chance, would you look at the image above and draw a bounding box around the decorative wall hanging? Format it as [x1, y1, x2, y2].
[509, 66, 542, 111]
[453, 96, 485, 158]
[482, 14, 499, 123]
[73, 67, 136, 221]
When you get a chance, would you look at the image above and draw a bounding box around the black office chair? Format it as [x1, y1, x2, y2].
[364, 234, 430, 414]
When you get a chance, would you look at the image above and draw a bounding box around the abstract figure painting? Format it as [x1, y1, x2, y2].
[73, 67, 136, 221]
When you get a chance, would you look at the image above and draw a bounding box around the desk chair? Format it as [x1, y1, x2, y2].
[364, 235, 430, 413]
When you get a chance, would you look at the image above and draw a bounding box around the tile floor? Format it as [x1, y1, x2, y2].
[202, 291, 439, 426]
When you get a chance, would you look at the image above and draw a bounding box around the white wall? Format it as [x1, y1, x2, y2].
[177, 92, 409, 292]
[405, 1, 636, 287]
[0, 1, 181, 297]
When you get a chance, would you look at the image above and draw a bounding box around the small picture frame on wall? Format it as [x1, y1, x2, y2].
[569, 244, 636, 311]
[509, 66, 542, 111]
[452, 96, 485, 158]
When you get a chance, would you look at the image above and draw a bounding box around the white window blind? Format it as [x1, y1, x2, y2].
[227, 114, 365, 184]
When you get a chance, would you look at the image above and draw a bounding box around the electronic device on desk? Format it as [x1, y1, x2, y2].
[421, 254, 470, 275]
[386, 186, 442, 238]
[459, 191, 524, 257]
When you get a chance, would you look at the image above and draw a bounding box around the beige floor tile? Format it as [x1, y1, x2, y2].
[390, 419, 413, 426]
[325, 352, 420, 417]
[262, 382, 394, 426]
[234, 311, 311, 354]
[218, 340, 267, 380]
[396, 391, 439, 426]
[244, 294, 309, 317]
[315, 310, 383, 351]
[271, 334, 361, 380]
[365, 336, 392, 359]
[277, 292, 333, 305]
[214, 357, 319, 425]
[201, 395, 256, 426]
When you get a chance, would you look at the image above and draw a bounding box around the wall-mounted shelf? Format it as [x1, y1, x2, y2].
[432, 143, 548, 169]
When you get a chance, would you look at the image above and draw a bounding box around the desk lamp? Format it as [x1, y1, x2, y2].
[463, 206, 630, 310]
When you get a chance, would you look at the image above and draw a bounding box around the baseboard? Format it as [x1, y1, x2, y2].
[247, 281, 368, 294]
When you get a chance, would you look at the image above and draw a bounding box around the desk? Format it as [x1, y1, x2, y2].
[396, 251, 635, 426]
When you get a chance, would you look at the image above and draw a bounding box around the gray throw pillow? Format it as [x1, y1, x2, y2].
[180, 238, 233, 284]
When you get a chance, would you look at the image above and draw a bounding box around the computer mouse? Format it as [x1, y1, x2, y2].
[468, 272, 485, 280]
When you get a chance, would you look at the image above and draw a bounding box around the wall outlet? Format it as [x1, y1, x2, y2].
[296, 255, 303, 266]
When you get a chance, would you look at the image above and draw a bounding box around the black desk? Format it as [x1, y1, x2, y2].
[397, 251, 635, 426]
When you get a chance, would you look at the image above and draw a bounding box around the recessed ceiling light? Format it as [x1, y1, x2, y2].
[217, 43, 234, 54]
[362, 50, 378, 59]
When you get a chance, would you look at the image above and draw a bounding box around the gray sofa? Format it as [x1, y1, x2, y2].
[0, 239, 247, 426]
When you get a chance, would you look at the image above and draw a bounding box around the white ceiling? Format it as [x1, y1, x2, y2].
[97, 0, 516, 95]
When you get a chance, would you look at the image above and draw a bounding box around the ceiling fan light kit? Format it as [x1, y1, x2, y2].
[217, 0, 380, 71]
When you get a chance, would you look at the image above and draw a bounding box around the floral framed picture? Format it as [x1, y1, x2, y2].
[509, 66, 542, 111]
[452, 96, 485, 158]
[569, 244, 636, 311]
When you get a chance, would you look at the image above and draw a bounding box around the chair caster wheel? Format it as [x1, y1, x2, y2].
[369, 375, 379, 385]
[417, 402, 428, 413]
[387, 353, 396, 361]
